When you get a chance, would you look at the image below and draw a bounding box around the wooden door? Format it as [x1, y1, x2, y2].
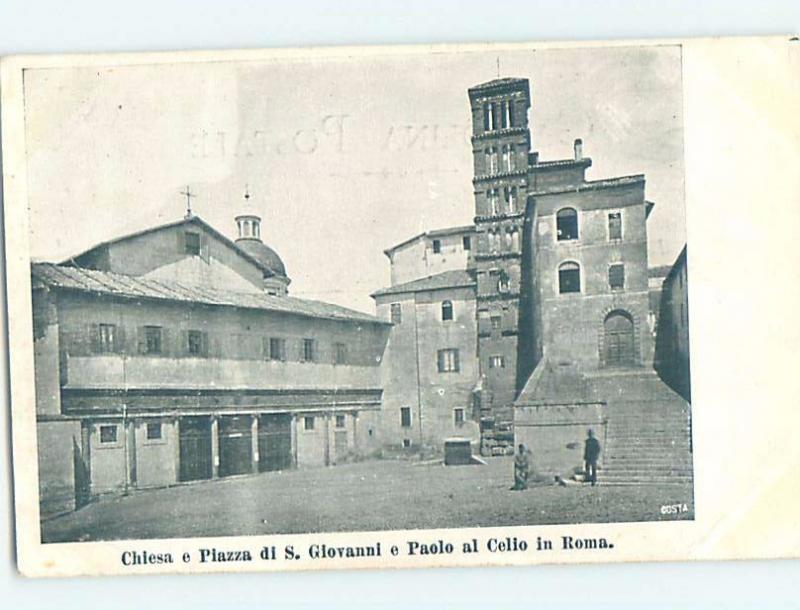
[604, 311, 635, 367]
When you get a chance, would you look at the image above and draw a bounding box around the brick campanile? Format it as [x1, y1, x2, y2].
[467, 78, 532, 432]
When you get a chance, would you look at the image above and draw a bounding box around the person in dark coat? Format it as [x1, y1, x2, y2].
[583, 429, 601, 486]
[511, 443, 531, 490]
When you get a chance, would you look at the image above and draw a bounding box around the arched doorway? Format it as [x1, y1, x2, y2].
[603, 310, 636, 367]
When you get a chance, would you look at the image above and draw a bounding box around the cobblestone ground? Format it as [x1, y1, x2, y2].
[42, 457, 693, 543]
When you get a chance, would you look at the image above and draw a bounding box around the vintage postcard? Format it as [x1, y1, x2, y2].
[2, 36, 798, 577]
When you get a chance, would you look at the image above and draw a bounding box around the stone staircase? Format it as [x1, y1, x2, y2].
[585, 369, 693, 486]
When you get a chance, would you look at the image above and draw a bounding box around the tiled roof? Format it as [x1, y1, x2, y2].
[32, 263, 387, 325]
[63, 215, 284, 278]
[383, 224, 475, 256]
[371, 269, 475, 297]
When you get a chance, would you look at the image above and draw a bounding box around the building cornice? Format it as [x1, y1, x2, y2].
[472, 169, 528, 184]
[474, 212, 525, 224]
[471, 127, 528, 142]
[474, 252, 522, 261]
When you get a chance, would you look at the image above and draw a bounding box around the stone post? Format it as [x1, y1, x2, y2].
[251, 415, 259, 474]
[210, 415, 219, 478]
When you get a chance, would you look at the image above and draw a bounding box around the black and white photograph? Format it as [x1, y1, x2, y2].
[17, 43, 693, 546]
[5, 34, 799, 581]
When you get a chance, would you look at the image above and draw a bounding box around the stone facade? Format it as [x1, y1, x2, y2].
[373, 276, 480, 452]
[654, 246, 691, 401]
[33, 213, 389, 517]
[375, 76, 688, 465]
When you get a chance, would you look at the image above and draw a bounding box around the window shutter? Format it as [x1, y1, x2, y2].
[437, 350, 444, 372]
[160, 328, 170, 356]
[88, 323, 100, 354]
[137, 326, 147, 354]
[201, 331, 209, 357]
[116, 325, 126, 354]
[454, 349, 460, 372]
[180, 330, 189, 356]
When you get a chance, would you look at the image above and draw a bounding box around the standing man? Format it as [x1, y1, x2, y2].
[584, 429, 601, 486]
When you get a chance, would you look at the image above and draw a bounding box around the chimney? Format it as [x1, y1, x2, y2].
[573, 138, 583, 161]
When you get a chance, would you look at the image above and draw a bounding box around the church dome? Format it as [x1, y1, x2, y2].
[234, 212, 288, 279]
[236, 237, 287, 278]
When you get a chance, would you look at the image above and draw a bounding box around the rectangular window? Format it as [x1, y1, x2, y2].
[146, 422, 162, 440]
[187, 330, 203, 356]
[185, 231, 201, 255]
[304, 416, 315, 431]
[390, 303, 402, 324]
[454, 408, 465, 426]
[302, 338, 316, 362]
[99, 424, 117, 444]
[400, 407, 412, 428]
[402, 438, 412, 448]
[490, 315, 502, 330]
[144, 326, 162, 355]
[609, 264, 625, 290]
[489, 355, 505, 369]
[268, 337, 286, 361]
[98, 323, 116, 353]
[462, 235, 471, 251]
[608, 212, 623, 240]
[334, 342, 347, 365]
[437, 348, 460, 373]
[335, 415, 346, 429]
[432, 239, 441, 254]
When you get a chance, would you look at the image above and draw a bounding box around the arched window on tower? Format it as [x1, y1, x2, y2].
[502, 145, 515, 172]
[490, 229, 499, 252]
[558, 261, 581, 294]
[505, 186, 518, 213]
[441, 300, 454, 322]
[511, 228, 520, 251]
[487, 189, 500, 216]
[485, 147, 498, 174]
[497, 270, 510, 294]
[556, 208, 579, 241]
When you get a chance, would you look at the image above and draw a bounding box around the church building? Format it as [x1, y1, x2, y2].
[33, 200, 390, 517]
[375, 78, 691, 482]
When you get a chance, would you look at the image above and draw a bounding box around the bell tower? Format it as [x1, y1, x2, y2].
[467, 78, 532, 436]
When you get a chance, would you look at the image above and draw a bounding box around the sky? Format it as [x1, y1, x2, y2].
[23, 44, 685, 313]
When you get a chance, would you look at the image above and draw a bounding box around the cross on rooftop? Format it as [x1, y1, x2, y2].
[180, 185, 195, 218]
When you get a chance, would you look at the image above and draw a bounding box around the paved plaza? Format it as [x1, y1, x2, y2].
[42, 457, 693, 543]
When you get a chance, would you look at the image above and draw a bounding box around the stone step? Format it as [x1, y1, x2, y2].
[597, 475, 692, 485]
[605, 444, 691, 451]
[603, 464, 694, 472]
[605, 456, 693, 464]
